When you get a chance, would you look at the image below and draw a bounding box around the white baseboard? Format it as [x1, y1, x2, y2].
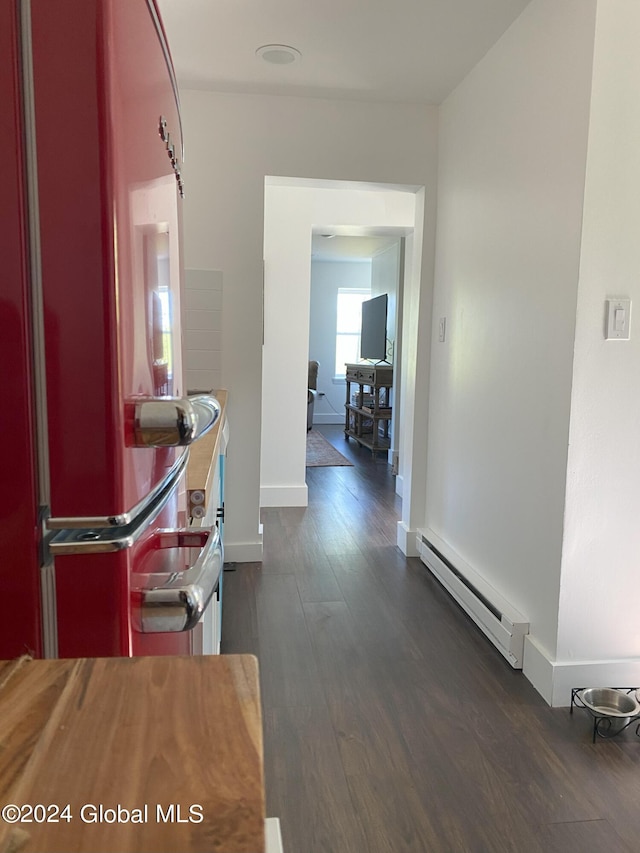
[522, 635, 555, 704]
[265, 818, 284, 853]
[313, 413, 344, 425]
[523, 635, 640, 707]
[396, 521, 419, 556]
[260, 484, 308, 508]
[223, 540, 263, 563]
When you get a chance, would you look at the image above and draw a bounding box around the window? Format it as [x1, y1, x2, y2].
[335, 288, 370, 377]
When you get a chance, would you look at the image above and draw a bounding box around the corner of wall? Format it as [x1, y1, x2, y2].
[524, 635, 640, 708]
[260, 484, 308, 508]
[396, 521, 419, 556]
[523, 635, 555, 704]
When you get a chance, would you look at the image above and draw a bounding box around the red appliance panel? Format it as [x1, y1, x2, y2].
[30, 0, 184, 522]
[0, 1, 42, 657]
[30, 0, 119, 520]
[28, 0, 192, 658]
[107, 0, 186, 511]
[55, 466, 192, 658]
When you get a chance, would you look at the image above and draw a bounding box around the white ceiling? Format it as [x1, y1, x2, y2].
[311, 234, 401, 263]
[156, 1, 532, 261]
[156, 0, 532, 105]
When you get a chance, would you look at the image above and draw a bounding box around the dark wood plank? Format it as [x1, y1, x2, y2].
[343, 769, 445, 853]
[263, 705, 370, 853]
[301, 601, 377, 704]
[254, 574, 327, 709]
[223, 425, 640, 852]
[293, 553, 344, 603]
[541, 741, 640, 853]
[220, 562, 260, 656]
[537, 819, 635, 853]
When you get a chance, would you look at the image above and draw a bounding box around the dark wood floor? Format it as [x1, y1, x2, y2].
[222, 425, 640, 853]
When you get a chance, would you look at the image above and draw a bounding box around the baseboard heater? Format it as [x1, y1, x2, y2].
[416, 529, 529, 669]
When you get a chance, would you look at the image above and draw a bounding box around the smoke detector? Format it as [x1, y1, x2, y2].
[256, 44, 302, 65]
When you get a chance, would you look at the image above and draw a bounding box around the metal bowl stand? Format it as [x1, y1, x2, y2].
[570, 687, 640, 743]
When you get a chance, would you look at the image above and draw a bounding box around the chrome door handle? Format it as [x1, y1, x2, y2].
[133, 525, 223, 633]
[131, 393, 221, 447]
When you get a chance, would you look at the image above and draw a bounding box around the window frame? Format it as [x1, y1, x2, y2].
[334, 287, 371, 379]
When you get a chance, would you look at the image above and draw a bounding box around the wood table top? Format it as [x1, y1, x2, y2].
[0, 654, 264, 853]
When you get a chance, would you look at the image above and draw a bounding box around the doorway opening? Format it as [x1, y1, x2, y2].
[309, 233, 404, 468]
[260, 176, 426, 550]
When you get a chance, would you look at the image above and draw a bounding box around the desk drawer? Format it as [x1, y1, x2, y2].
[357, 367, 376, 383]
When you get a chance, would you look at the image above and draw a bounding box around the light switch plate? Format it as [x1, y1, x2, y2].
[605, 298, 631, 340]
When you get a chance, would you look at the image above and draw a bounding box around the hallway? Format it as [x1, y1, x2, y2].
[221, 426, 640, 853]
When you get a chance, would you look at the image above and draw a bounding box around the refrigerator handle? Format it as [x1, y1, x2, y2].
[133, 525, 223, 633]
[130, 393, 221, 447]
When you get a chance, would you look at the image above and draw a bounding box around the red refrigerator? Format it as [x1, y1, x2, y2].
[0, 0, 222, 659]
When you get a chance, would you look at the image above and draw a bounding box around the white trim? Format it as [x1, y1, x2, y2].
[223, 540, 264, 564]
[260, 485, 308, 508]
[522, 635, 555, 704]
[265, 818, 284, 853]
[523, 636, 640, 707]
[396, 520, 418, 556]
[395, 474, 404, 498]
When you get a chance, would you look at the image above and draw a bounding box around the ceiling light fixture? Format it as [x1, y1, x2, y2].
[256, 44, 302, 65]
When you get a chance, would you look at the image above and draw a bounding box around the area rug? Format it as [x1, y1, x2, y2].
[306, 430, 353, 467]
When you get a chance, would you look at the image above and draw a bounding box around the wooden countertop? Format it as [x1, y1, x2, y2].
[0, 654, 264, 853]
[187, 390, 227, 518]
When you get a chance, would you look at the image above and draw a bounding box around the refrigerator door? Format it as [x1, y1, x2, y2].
[0, 0, 42, 658]
[22, 0, 203, 657]
[30, 0, 186, 523]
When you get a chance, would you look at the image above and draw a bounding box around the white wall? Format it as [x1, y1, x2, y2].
[183, 269, 223, 393]
[550, 0, 640, 701]
[261, 182, 417, 508]
[371, 241, 401, 351]
[179, 90, 437, 559]
[309, 260, 372, 424]
[426, 0, 597, 667]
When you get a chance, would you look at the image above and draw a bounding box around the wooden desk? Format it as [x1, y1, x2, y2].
[0, 655, 264, 853]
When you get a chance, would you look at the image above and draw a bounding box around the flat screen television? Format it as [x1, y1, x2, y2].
[360, 294, 388, 361]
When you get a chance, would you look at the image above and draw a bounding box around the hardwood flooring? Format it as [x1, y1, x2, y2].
[222, 425, 640, 853]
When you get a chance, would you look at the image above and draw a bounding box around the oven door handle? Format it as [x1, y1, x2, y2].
[133, 525, 223, 633]
[131, 393, 221, 447]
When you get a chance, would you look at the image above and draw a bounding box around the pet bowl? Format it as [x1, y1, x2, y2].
[578, 688, 639, 720]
